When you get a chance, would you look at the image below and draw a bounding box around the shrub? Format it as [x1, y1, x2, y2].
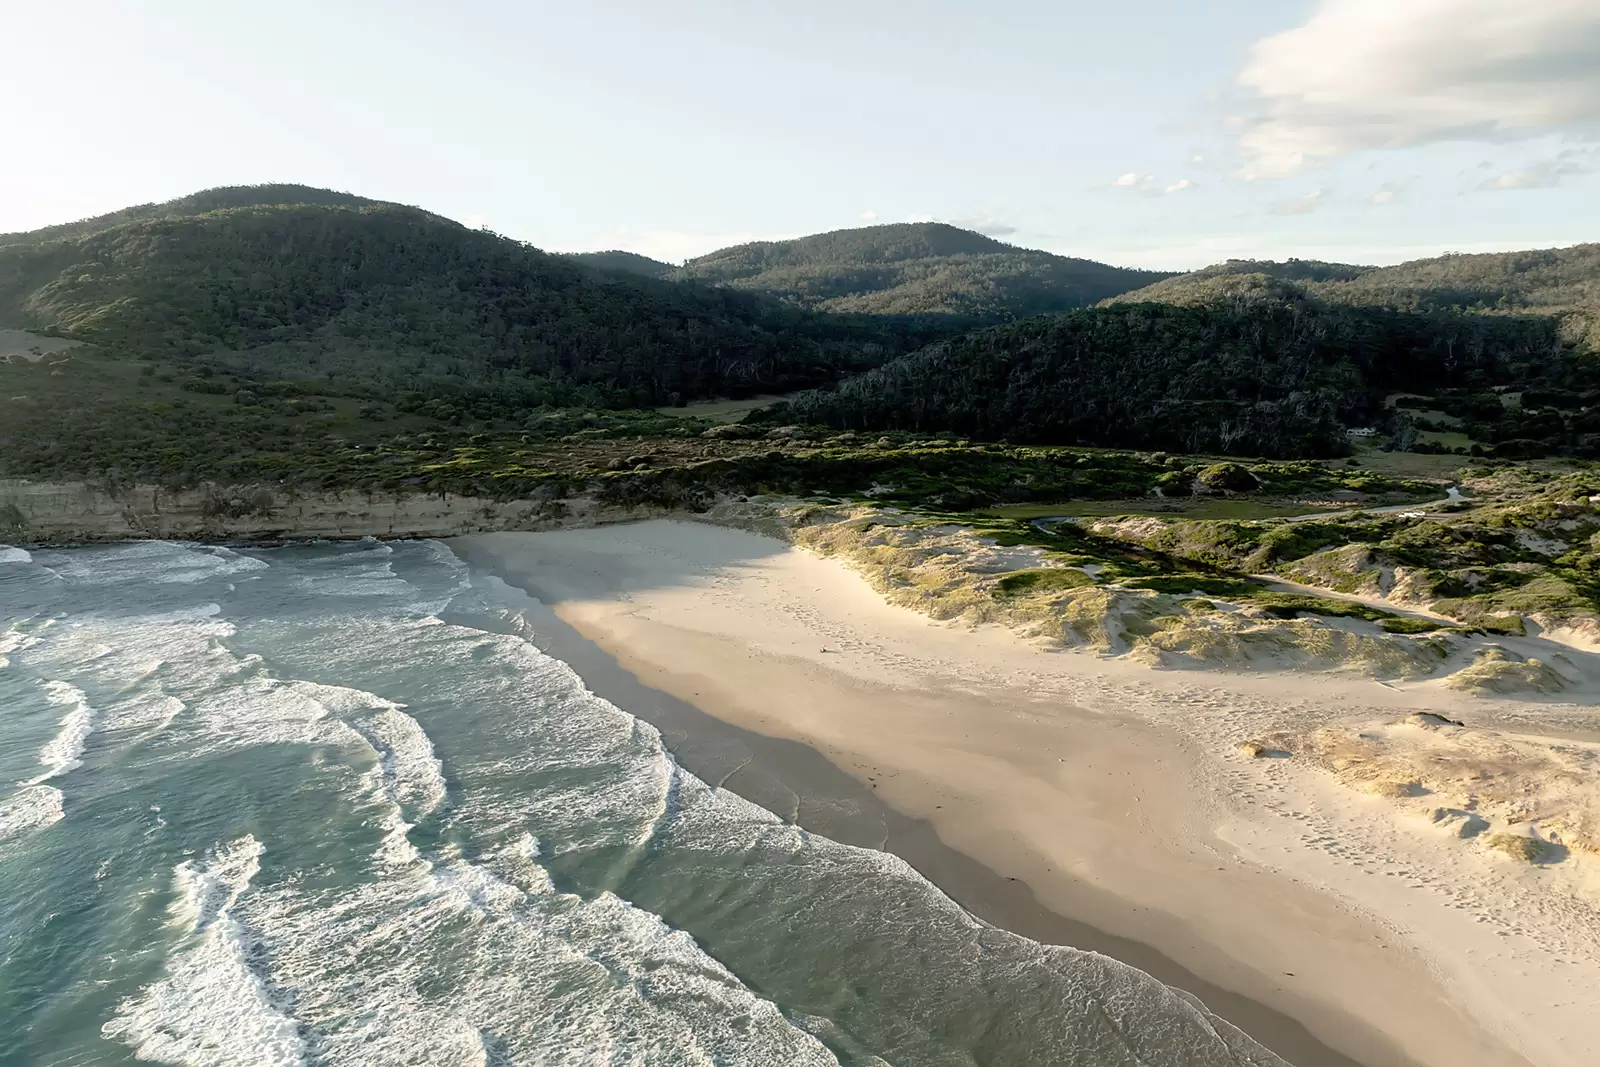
[994, 568, 1095, 596]
[1197, 462, 1260, 493]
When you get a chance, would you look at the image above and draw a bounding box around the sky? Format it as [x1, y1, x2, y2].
[2, 0, 1597, 269]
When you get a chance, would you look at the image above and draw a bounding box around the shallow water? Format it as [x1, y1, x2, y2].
[0, 539, 1286, 1066]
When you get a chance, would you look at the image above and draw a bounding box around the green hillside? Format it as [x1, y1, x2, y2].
[671, 222, 1171, 318]
[0, 186, 962, 481]
[564, 249, 677, 278]
[770, 288, 1592, 459]
[1108, 245, 1600, 347]
[0, 186, 954, 407]
[0, 184, 384, 247]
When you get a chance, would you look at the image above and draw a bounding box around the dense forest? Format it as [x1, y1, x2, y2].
[1109, 245, 1600, 347]
[769, 286, 1589, 459]
[0, 188, 960, 411]
[6, 186, 1600, 482]
[669, 223, 1171, 318]
[564, 250, 676, 279]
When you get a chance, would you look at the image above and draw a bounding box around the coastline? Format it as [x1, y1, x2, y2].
[451, 521, 1600, 1067]
[488, 582, 1367, 1067]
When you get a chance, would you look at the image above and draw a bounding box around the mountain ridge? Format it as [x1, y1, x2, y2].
[668, 222, 1173, 318]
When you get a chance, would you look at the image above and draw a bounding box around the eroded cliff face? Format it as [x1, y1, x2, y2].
[0, 479, 671, 545]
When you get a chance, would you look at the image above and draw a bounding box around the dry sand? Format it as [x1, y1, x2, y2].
[451, 521, 1600, 1067]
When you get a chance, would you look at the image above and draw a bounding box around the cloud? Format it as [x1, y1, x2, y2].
[1477, 157, 1589, 189]
[1112, 172, 1153, 189]
[860, 210, 879, 221]
[1163, 179, 1196, 194]
[1369, 182, 1403, 204]
[1234, 0, 1600, 178]
[1269, 189, 1326, 215]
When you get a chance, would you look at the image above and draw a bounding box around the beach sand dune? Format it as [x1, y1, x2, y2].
[452, 521, 1600, 1067]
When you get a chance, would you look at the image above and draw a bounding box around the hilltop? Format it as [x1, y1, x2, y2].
[0, 185, 957, 480]
[564, 249, 677, 278]
[0, 184, 387, 247]
[671, 222, 1171, 318]
[1108, 245, 1600, 347]
[0, 185, 958, 406]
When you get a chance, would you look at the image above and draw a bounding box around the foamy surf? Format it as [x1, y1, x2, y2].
[2, 539, 1289, 1066]
[22, 680, 94, 784]
[34, 540, 269, 586]
[0, 784, 64, 845]
[102, 835, 306, 1067]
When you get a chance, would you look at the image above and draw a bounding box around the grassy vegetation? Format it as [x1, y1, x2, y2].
[1378, 616, 1450, 635]
[975, 498, 1347, 521]
[993, 568, 1096, 596]
[1249, 592, 1392, 622]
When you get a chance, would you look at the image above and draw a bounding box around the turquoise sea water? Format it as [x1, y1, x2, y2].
[0, 539, 1286, 1066]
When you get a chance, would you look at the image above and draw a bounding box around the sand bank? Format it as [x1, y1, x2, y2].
[451, 521, 1600, 1067]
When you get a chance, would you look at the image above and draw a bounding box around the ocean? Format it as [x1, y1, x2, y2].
[0, 539, 1286, 1066]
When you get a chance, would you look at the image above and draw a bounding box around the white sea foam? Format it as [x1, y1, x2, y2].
[10, 605, 242, 740]
[37, 541, 269, 586]
[0, 629, 36, 656]
[290, 557, 409, 598]
[22, 680, 94, 784]
[237, 847, 842, 1067]
[0, 784, 64, 844]
[0, 545, 31, 564]
[290, 684, 448, 867]
[103, 835, 306, 1067]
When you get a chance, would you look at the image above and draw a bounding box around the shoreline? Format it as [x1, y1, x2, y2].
[451, 521, 1599, 1067]
[492, 582, 1369, 1067]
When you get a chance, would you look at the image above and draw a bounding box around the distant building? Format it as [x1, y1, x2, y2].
[1346, 427, 1379, 438]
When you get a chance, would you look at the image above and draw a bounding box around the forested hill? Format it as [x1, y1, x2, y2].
[0, 184, 387, 247]
[670, 222, 1171, 318]
[0, 186, 953, 408]
[1107, 244, 1600, 349]
[564, 250, 677, 278]
[770, 289, 1589, 459]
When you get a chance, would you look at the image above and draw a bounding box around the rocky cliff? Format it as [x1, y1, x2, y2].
[0, 479, 672, 545]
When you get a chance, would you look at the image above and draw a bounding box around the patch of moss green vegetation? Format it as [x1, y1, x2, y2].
[1120, 573, 1263, 597]
[1248, 592, 1394, 622]
[993, 568, 1096, 597]
[1378, 616, 1449, 635]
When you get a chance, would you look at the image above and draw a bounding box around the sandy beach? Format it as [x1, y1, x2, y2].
[451, 521, 1600, 1067]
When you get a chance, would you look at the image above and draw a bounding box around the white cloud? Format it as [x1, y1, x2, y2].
[1269, 188, 1326, 215]
[1112, 171, 1153, 189]
[860, 210, 879, 221]
[1478, 157, 1589, 190]
[1234, 0, 1600, 178]
[1369, 183, 1402, 204]
[1164, 179, 1196, 194]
